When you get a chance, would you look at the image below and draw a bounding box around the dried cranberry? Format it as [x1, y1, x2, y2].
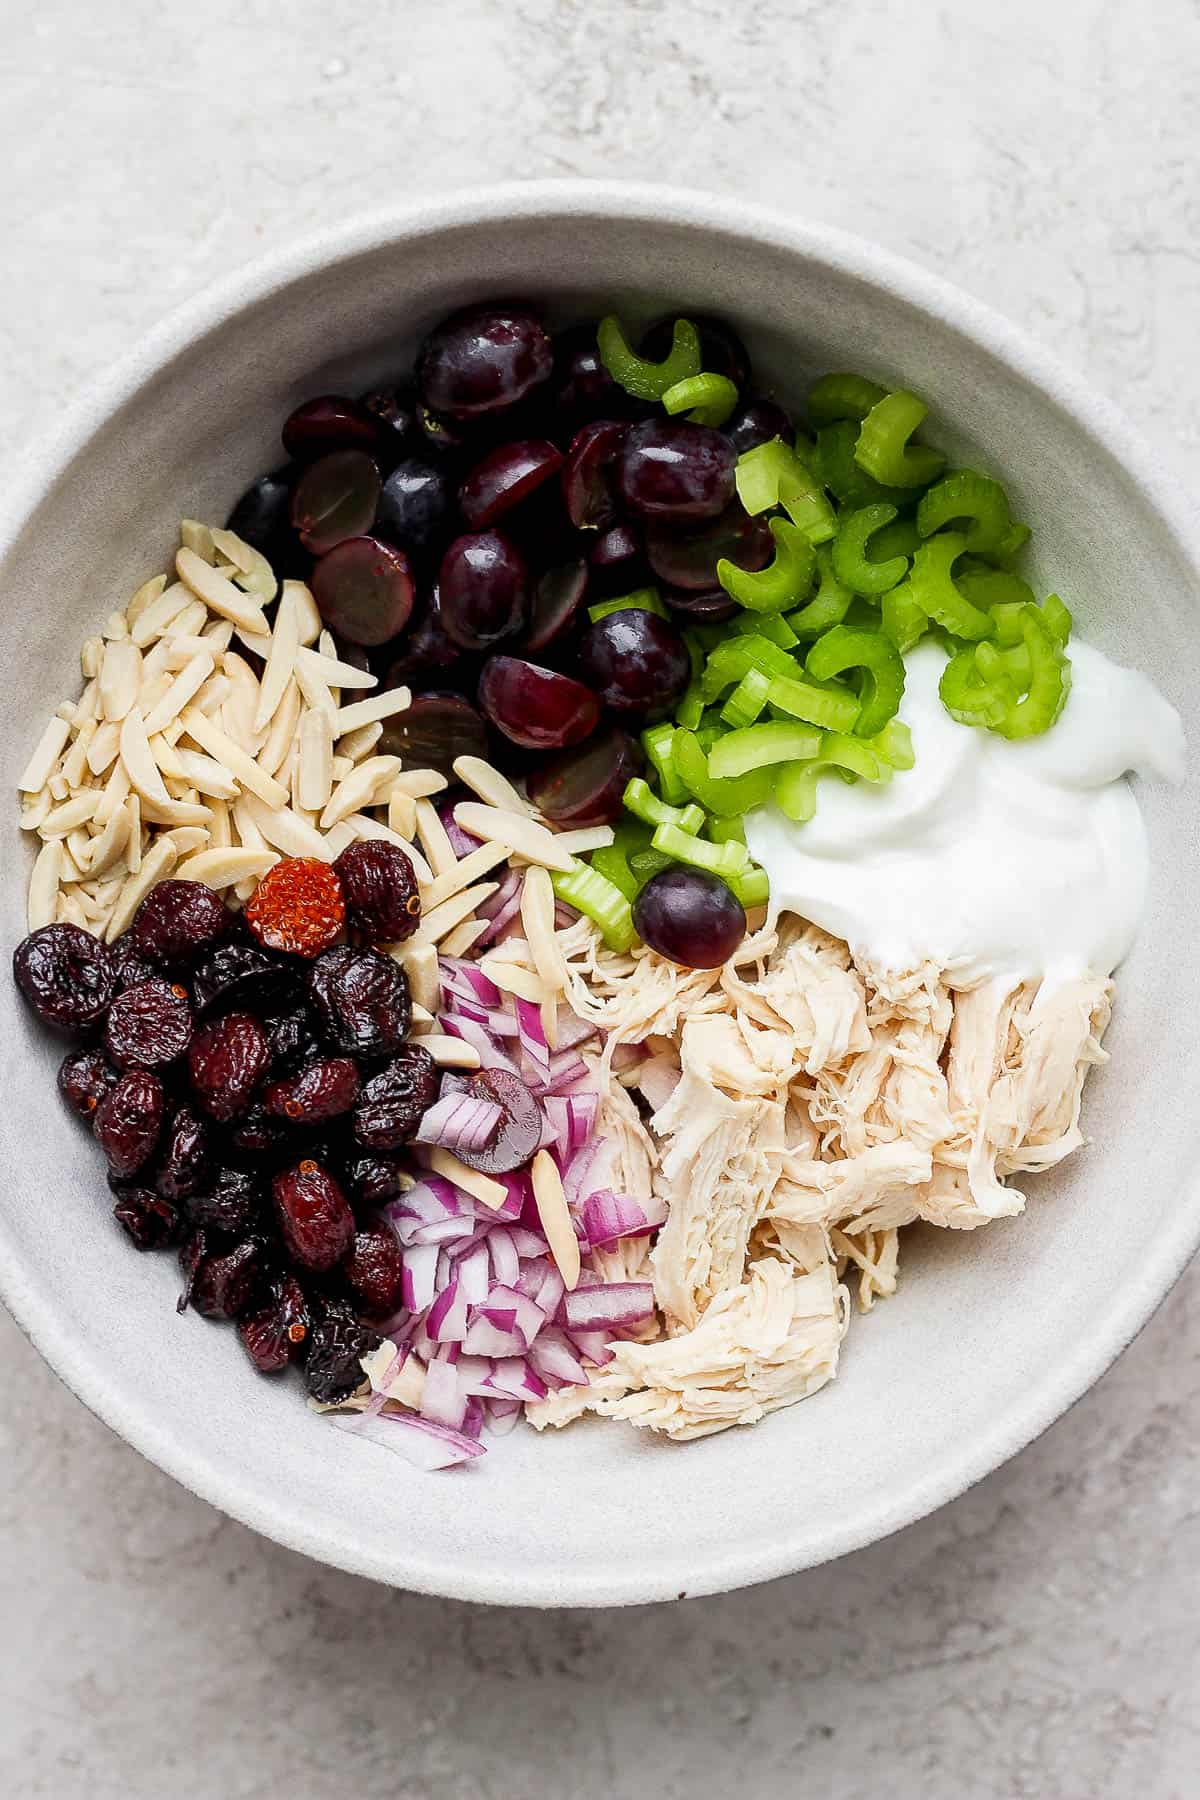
[176, 1230, 209, 1311]
[352, 1044, 438, 1148]
[13, 923, 116, 1031]
[93, 1069, 165, 1178]
[112, 1187, 182, 1250]
[343, 1222, 405, 1318]
[182, 1165, 264, 1236]
[238, 1275, 311, 1373]
[344, 1152, 406, 1208]
[245, 857, 346, 958]
[129, 879, 230, 967]
[188, 1238, 268, 1319]
[304, 1309, 377, 1403]
[57, 1046, 116, 1121]
[103, 977, 193, 1069]
[264, 1056, 360, 1124]
[333, 840, 422, 945]
[188, 1012, 269, 1121]
[110, 935, 158, 993]
[229, 1104, 295, 1161]
[264, 1007, 320, 1078]
[272, 1159, 355, 1271]
[191, 943, 297, 1015]
[308, 947, 411, 1059]
[154, 1103, 211, 1201]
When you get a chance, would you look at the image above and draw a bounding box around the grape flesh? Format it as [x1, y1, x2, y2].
[577, 609, 690, 721]
[632, 868, 747, 968]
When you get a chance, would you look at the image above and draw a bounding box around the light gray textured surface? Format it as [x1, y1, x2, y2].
[1, 1, 1198, 1794]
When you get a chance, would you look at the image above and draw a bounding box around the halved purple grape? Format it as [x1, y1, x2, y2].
[358, 381, 418, 451]
[526, 726, 643, 827]
[380, 693, 487, 776]
[225, 469, 299, 570]
[383, 587, 467, 686]
[418, 406, 470, 453]
[418, 305, 553, 420]
[724, 394, 793, 457]
[460, 438, 564, 529]
[640, 314, 751, 390]
[290, 450, 381, 555]
[478, 656, 599, 750]
[617, 420, 735, 523]
[587, 522, 650, 598]
[438, 531, 529, 651]
[662, 588, 740, 623]
[311, 536, 414, 647]
[561, 420, 627, 530]
[578, 610, 690, 722]
[282, 395, 379, 460]
[454, 1069, 542, 1174]
[524, 559, 589, 653]
[375, 456, 455, 558]
[645, 502, 773, 592]
[632, 867, 746, 969]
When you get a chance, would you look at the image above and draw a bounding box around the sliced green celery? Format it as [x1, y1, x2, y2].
[854, 390, 946, 489]
[766, 671, 860, 733]
[916, 469, 1014, 555]
[717, 518, 816, 613]
[719, 667, 773, 727]
[641, 722, 689, 805]
[708, 720, 822, 778]
[673, 728, 775, 817]
[662, 371, 739, 427]
[596, 316, 701, 400]
[623, 777, 705, 835]
[831, 503, 910, 596]
[807, 371, 888, 426]
[651, 821, 748, 876]
[588, 588, 669, 624]
[908, 532, 995, 640]
[551, 863, 637, 951]
[805, 624, 906, 738]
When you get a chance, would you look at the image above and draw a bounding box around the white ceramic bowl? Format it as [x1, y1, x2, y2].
[2, 183, 1198, 1607]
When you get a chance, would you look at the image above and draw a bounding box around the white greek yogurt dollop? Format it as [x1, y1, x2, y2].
[744, 639, 1185, 986]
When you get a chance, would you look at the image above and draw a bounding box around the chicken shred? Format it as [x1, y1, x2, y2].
[535, 918, 1114, 1445]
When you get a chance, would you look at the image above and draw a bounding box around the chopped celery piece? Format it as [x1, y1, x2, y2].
[991, 605, 1072, 740]
[939, 645, 1015, 729]
[957, 568, 1036, 614]
[623, 777, 704, 835]
[774, 761, 821, 822]
[694, 722, 723, 752]
[766, 672, 860, 733]
[708, 720, 822, 778]
[662, 371, 738, 427]
[867, 515, 922, 562]
[708, 816, 746, 845]
[674, 728, 775, 817]
[908, 532, 995, 640]
[870, 718, 915, 771]
[814, 420, 913, 510]
[880, 580, 927, 653]
[589, 842, 640, 902]
[719, 666, 773, 727]
[717, 518, 816, 613]
[732, 610, 798, 648]
[628, 847, 674, 882]
[831, 503, 910, 596]
[805, 624, 906, 738]
[677, 682, 705, 729]
[1042, 593, 1072, 648]
[807, 371, 888, 426]
[817, 731, 892, 783]
[588, 588, 668, 624]
[916, 469, 1014, 555]
[855, 390, 946, 489]
[699, 633, 797, 702]
[793, 430, 819, 471]
[733, 440, 836, 544]
[641, 722, 689, 805]
[651, 821, 748, 876]
[596, 315, 701, 400]
[786, 543, 853, 639]
[726, 864, 770, 907]
[989, 520, 1032, 567]
[551, 863, 637, 951]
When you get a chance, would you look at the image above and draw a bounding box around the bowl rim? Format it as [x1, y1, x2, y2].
[2, 178, 1199, 1608]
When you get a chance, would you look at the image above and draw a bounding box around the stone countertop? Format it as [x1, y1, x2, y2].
[2, 3, 1198, 1795]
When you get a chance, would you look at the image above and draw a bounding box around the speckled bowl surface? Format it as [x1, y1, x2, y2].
[1, 183, 1197, 1607]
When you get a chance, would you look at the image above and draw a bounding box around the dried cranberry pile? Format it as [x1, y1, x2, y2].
[12, 847, 446, 1405]
[226, 303, 787, 803]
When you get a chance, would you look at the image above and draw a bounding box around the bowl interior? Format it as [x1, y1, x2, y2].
[2, 191, 1198, 1605]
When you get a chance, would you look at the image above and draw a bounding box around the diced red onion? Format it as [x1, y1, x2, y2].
[553, 901, 579, 929]
[461, 1316, 527, 1358]
[427, 1279, 469, 1343]
[455, 1356, 496, 1397]
[456, 1241, 492, 1305]
[438, 799, 482, 859]
[333, 1409, 484, 1469]
[567, 1329, 617, 1366]
[554, 1008, 600, 1051]
[479, 1285, 547, 1350]
[507, 1227, 549, 1258]
[488, 1356, 549, 1401]
[401, 1243, 440, 1313]
[420, 1356, 467, 1429]
[533, 1262, 566, 1319]
[485, 1398, 523, 1437]
[560, 1282, 655, 1331]
[548, 1050, 590, 1093]
[440, 959, 500, 1009]
[476, 875, 526, 944]
[462, 1396, 485, 1439]
[475, 866, 522, 922]
[415, 1091, 505, 1154]
[487, 1226, 521, 1288]
[529, 1331, 589, 1387]
[581, 1189, 669, 1248]
[439, 1015, 522, 1075]
[562, 1136, 614, 1209]
[610, 1041, 645, 1073]
[515, 998, 552, 1087]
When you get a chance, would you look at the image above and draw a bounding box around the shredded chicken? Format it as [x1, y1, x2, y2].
[534, 916, 1114, 1445]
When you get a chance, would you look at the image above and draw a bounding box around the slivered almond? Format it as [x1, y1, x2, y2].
[319, 755, 402, 828]
[140, 651, 214, 736]
[417, 881, 499, 945]
[176, 547, 270, 634]
[180, 707, 287, 808]
[414, 797, 457, 876]
[233, 876, 258, 904]
[388, 768, 447, 799]
[240, 791, 330, 861]
[438, 917, 491, 958]
[209, 798, 232, 849]
[221, 651, 265, 752]
[388, 940, 440, 1012]
[86, 720, 120, 778]
[335, 721, 383, 763]
[72, 678, 101, 727]
[147, 733, 188, 780]
[119, 707, 171, 804]
[18, 717, 70, 793]
[388, 786, 417, 840]
[200, 617, 236, 653]
[176, 847, 278, 888]
[57, 891, 91, 929]
[103, 610, 130, 641]
[180, 519, 216, 563]
[210, 527, 278, 603]
[330, 755, 353, 781]
[419, 841, 509, 909]
[285, 580, 322, 646]
[531, 1150, 581, 1291]
[294, 652, 337, 721]
[521, 864, 567, 998]
[234, 625, 273, 661]
[452, 802, 578, 873]
[175, 749, 241, 799]
[104, 836, 178, 940]
[125, 795, 143, 871]
[194, 672, 232, 716]
[129, 581, 194, 647]
[160, 634, 218, 667]
[232, 798, 268, 853]
[258, 676, 303, 779]
[171, 599, 209, 639]
[298, 708, 333, 812]
[163, 826, 209, 858]
[478, 959, 547, 1004]
[297, 645, 377, 690]
[452, 754, 536, 818]
[138, 792, 211, 827]
[419, 1033, 483, 1070]
[254, 586, 302, 731]
[81, 636, 104, 679]
[49, 773, 70, 802]
[27, 839, 63, 930]
[320, 819, 358, 860]
[426, 1148, 508, 1212]
[125, 573, 167, 628]
[39, 792, 101, 837]
[139, 637, 175, 687]
[93, 759, 131, 826]
[332, 686, 411, 736]
[19, 791, 52, 832]
[549, 825, 616, 856]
